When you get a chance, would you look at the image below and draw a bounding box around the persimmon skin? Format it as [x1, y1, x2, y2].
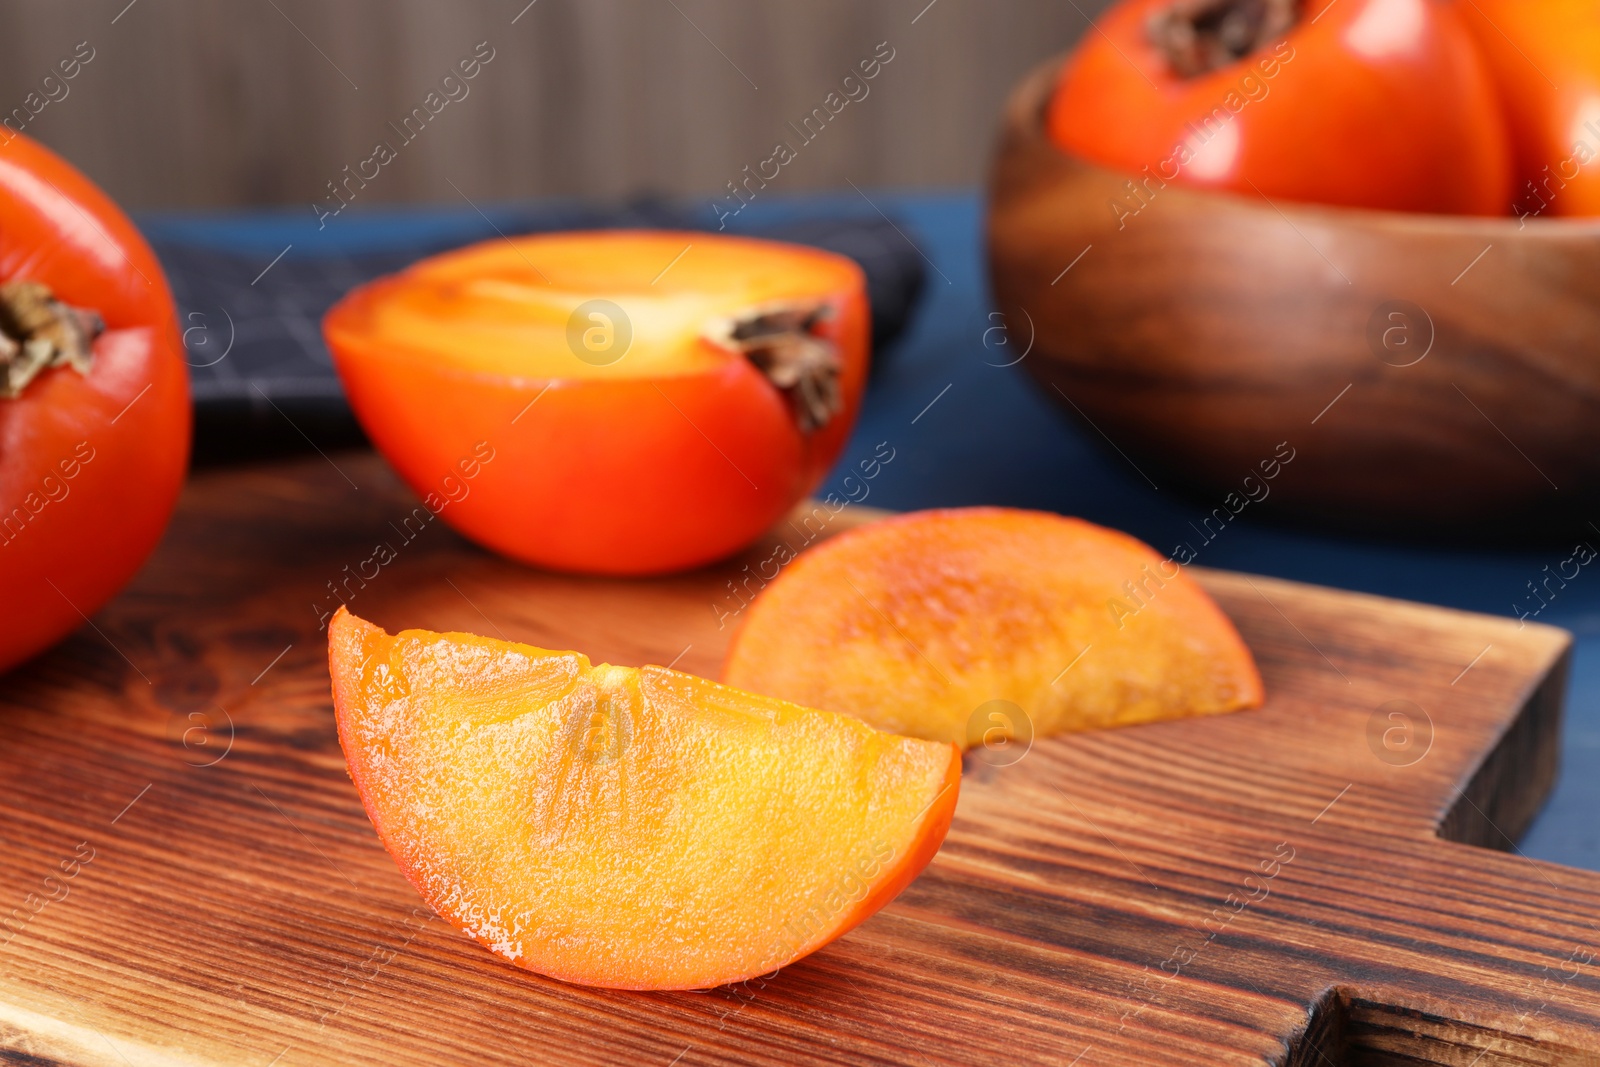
[324, 231, 869, 576]
[328, 607, 960, 990]
[1046, 0, 1513, 214]
[0, 132, 189, 676]
[723, 508, 1264, 747]
[1460, 0, 1600, 218]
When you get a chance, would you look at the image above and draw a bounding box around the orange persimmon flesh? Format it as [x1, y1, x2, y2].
[344, 232, 861, 380]
[329, 607, 959, 990]
[723, 508, 1263, 746]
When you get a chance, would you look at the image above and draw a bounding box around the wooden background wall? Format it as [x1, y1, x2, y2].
[0, 0, 1112, 213]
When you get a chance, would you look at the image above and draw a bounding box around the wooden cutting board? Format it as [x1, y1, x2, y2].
[1, 453, 1595, 1067]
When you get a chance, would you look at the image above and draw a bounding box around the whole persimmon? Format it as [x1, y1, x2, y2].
[0, 132, 190, 675]
[1046, 0, 1513, 214]
[324, 231, 868, 576]
[1460, 0, 1600, 218]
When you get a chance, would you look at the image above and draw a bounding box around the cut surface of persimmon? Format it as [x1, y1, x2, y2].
[323, 231, 868, 576]
[723, 508, 1263, 747]
[328, 607, 958, 991]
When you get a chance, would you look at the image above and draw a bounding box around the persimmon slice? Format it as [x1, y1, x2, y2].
[722, 508, 1263, 746]
[329, 607, 959, 990]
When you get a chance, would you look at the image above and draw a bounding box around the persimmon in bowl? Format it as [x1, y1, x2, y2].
[991, 0, 1600, 535]
[324, 231, 868, 575]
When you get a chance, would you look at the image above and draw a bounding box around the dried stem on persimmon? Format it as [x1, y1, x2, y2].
[0, 281, 103, 398]
[1147, 0, 1299, 77]
[705, 301, 842, 433]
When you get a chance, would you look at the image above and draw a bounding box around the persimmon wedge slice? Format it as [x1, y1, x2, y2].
[329, 607, 959, 990]
[723, 508, 1263, 747]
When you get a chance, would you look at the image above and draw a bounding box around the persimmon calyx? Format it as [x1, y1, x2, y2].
[705, 301, 841, 433]
[0, 280, 104, 398]
[1146, 0, 1298, 77]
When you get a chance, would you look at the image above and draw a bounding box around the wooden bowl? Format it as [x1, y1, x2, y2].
[987, 59, 1600, 539]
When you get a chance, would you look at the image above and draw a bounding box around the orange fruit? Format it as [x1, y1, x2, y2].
[328, 607, 959, 990]
[323, 231, 869, 576]
[723, 507, 1263, 747]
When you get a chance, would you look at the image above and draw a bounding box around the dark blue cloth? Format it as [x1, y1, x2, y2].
[141, 193, 1600, 873]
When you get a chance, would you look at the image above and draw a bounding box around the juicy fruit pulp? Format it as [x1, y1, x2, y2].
[337, 231, 863, 381]
[329, 608, 959, 990]
[723, 508, 1264, 747]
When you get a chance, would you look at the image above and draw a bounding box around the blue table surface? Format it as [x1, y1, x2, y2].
[141, 192, 1600, 873]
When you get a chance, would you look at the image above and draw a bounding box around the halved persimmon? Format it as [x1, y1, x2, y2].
[723, 508, 1263, 747]
[324, 231, 868, 576]
[329, 607, 958, 990]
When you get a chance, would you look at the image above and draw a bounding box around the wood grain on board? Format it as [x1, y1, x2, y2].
[0, 452, 1596, 1066]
